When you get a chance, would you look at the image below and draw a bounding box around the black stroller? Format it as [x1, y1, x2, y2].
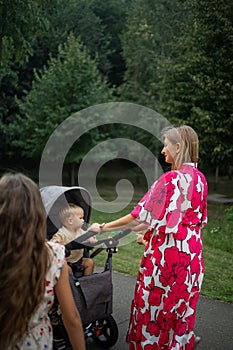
[40, 185, 130, 349]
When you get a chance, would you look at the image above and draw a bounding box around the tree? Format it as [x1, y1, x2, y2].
[119, 0, 186, 106]
[0, 0, 47, 67]
[27, 0, 129, 86]
[118, 0, 187, 166]
[9, 34, 113, 164]
[157, 0, 233, 176]
[1, 0, 129, 162]
[0, 0, 49, 159]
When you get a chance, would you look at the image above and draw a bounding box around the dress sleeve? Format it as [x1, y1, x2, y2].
[47, 241, 66, 284]
[199, 172, 208, 227]
[131, 171, 179, 232]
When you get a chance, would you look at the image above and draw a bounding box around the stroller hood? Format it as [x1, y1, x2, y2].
[40, 185, 92, 239]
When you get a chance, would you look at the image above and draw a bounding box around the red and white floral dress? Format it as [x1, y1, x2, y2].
[17, 242, 65, 350]
[126, 163, 208, 350]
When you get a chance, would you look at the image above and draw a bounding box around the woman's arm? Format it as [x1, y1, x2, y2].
[89, 214, 139, 234]
[55, 261, 86, 350]
[132, 223, 148, 232]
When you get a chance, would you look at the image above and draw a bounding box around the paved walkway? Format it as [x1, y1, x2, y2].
[86, 270, 233, 350]
[208, 193, 233, 204]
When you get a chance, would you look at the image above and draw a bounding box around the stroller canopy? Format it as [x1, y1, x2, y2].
[40, 185, 92, 239]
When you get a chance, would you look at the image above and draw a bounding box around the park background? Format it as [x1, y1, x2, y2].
[0, 0, 232, 302]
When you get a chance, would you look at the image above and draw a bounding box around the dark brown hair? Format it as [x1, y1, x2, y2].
[0, 173, 51, 349]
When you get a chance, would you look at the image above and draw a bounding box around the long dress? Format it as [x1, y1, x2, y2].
[126, 163, 208, 350]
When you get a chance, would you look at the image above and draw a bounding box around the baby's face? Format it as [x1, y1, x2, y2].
[71, 209, 84, 230]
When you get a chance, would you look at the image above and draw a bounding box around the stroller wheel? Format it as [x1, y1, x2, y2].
[92, 315, 118, 349]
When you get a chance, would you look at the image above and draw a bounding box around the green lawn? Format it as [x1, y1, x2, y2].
[89, 174, 233, 303]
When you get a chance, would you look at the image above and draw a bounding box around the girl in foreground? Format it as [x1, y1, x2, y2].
[0, 173, 86, 350]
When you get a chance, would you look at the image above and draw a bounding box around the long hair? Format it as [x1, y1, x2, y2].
[0, 173, 51, 349]
[162, 125, 199, 170]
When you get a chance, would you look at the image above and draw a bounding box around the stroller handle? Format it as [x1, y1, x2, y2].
[92, 228, 132, 250]
[65, 228, 132, 252]
[65, 230, 97, 251]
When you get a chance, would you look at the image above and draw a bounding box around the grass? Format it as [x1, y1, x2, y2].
[201, 203, 233, 302]
[89, 168, 233, 303]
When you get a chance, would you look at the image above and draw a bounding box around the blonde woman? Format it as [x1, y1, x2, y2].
[90, 125, 208, 349]
[0, 173, 86, 350]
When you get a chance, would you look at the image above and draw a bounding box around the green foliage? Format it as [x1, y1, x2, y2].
[119, 0, 186, 106]
[225, 205, 233, 222]
[200, 202, 233, 302]
[30, 0, 129, 86]
[9, 34, 113, 159]
[0, 0, 48, 66]
[155, 0, 233, 170]
[119, 0, 233, 174]
[1, 0, 233, 177]
[1, 0, 128, 162]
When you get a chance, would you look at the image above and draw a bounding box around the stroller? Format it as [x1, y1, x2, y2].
[40, 185, 131, 349]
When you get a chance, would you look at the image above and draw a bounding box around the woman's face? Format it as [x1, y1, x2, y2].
[161, 137, 178, 165]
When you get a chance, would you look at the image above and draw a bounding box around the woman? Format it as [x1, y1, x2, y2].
[90, 125, 208, 349]
[0, 173, 86, 350]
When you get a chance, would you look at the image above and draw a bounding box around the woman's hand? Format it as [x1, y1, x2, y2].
[136, 232, 147, 246]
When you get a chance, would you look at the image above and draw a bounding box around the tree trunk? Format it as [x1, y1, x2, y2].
[214, 165, 219, 190]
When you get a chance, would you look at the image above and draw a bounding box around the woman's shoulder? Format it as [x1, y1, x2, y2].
[149, 171, 178, 192]
[159, 170, 179, 182]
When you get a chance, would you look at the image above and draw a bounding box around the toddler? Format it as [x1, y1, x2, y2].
[51, 203, 96, 276]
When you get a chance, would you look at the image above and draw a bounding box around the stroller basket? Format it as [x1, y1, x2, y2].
[70, 268, 113, 326]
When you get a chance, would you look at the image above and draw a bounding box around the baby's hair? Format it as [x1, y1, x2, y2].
[59, 203, 84, 225]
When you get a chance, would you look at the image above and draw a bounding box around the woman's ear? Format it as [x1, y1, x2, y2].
[176, 142, 181, 153]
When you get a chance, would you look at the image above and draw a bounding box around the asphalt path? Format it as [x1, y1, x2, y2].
[86, 270, 233, 350]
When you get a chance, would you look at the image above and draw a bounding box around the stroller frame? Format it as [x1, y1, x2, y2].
[40, 185, 130, 349]
[51, 246, 119, 350]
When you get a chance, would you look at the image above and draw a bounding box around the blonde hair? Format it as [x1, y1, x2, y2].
[0, 173, 51, 349]
[162, 125, 199, 170]
[59, 203, 84, 225]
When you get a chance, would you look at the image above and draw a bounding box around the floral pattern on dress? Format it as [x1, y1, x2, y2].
[17, 242, 65, 350]
[127, 164, 208, 350]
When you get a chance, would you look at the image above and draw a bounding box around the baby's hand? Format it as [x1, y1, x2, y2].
[89, 236, 98, 244]
[88, 223, 101, 233]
